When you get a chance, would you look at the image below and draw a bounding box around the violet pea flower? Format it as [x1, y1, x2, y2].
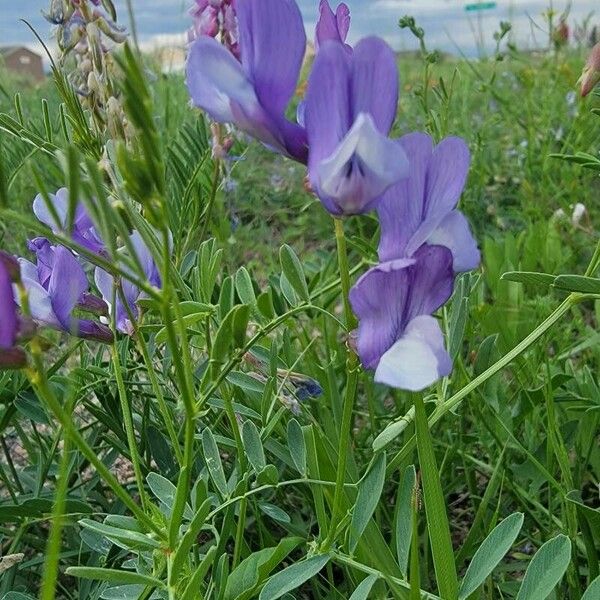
[95, 231, 161, 335]
[349, 133, 480, 391]
[186, 0, 308, 162]
[33, 188, 104, 255]
[376, 133, 480, 272]
[304, 37, 408, 215]
[315, 0, 351, 52]
[0, 253, 27, 369]
[18, 239, 113, 343]
[349, 245, 454, 391]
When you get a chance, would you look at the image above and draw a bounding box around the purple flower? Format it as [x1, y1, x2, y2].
[349, 246, 454, 391]
[95, 231, 161, 335]
[376, 133, 480, 272]
[0, 254, 27, 369]
[315, 0, 351, 52]
[304, 37, 408, 215]
[349, 133, 480, 391]
[186, 0, 308, 162]
[33, 188, 105, 255]
[18, 239, 112, 344]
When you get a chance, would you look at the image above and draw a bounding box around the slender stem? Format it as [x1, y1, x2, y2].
[112, 342, 149, 512]
[198, 160, 221, 243]
[132, 323, 183, 465]
[40, 432, 71, 600]
[333, 218, 357, 330]
[159, 226, 198, 551]
[223, 390, 247, 472]
[321, 218, 359, 550]
[124, 0, 140, 52]
[584, 238, 600, 277]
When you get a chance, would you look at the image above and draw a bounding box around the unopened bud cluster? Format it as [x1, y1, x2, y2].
[188, 0, 240, 59]
[45, 0, 132, 141]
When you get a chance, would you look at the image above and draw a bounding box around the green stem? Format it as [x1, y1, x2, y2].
[333, 217, 357, 330]
[112, 343, 149, 512]
[198, 160, 221, 243]
[39, 431, 71, 600]
[132, 324, 183, 465]
[159, 226, 197, 550]
[321, 218, 359, 550]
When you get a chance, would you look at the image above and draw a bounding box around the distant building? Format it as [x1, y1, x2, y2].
[0, 46, 45, 83]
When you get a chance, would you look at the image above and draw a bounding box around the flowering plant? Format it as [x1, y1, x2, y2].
[0, 1, 598, 598]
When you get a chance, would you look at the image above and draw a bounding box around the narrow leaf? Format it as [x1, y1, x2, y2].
[280, 244, 309, 301]
[395, 465, 416, 576]
[458, 512, 524, 599]
[259, 555, 330, 600]
[242, 420, 266, 473]
[65, 567, 163, 587]
[349, 574, 378, 600]
[287, 418, 306, 476]
[202, 428, 228, 497]
[349, 453, 386, 552]
[501, 271, 555, 287]
[516, 535, 571, 600]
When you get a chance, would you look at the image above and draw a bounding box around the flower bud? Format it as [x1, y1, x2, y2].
[86, 22, 104, 73]
[580, 43, 600, 97]
[43, 0, 66, 24]
[78, 292, 109, 316]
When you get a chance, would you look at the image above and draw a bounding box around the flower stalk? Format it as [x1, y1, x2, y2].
[321, 217, 359, 550]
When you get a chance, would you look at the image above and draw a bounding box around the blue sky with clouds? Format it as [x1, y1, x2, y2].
[1, 0, 597, 58]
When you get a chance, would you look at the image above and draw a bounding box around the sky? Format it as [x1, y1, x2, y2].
[0, 0, 597, 60]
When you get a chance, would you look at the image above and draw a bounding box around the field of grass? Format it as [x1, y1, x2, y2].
[0, 7, 599, 600]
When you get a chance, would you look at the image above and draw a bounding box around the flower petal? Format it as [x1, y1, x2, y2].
[0, 260, 17, 349]
[427, 210, 480, 272]
[186, 36, 260, 124]
[305, 40, 352, 177]
[315, 113, 408, 214]
[47, 246, 88, 330]
[18, 258, 57, 327]
[315, 0, 351, 50]
[186, 34, 307, 161]
[237, 0, 306, 116]
[336, 3, 351, 41]
[349, 257, 415, 369]
[350, 37, 399, 133]
[375, 315, 451, 391]
[405, 136, 470, 254]
[377, 132, 434, 261]
[404, 245, 454, 321]
[32, 188, 69, 230]
[129, 231, 161, 288]
[77, 320, 114, 343]
[27, 237, 54, 288]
